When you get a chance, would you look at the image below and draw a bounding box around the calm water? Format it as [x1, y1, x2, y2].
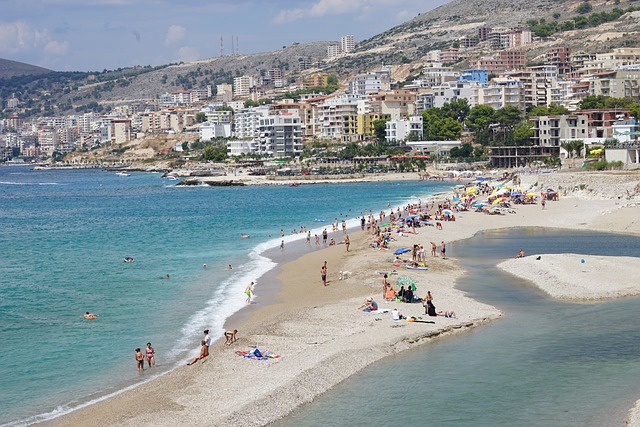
[276, 229, 640, 427]
[0, 166, 451, 426]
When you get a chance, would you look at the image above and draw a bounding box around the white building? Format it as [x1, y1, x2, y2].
[256, 113, 303, 158]
[227, 139, 257, 156]
[200, 122, 233, 140]
[316, 94, 360, 141]
[386, 116, 424, 142]
[348, 69, 391, 96]
[327, 44, 341, 59]
[234, 106, 269, 139]
[477, 77, 525, 110]
[341, 35, 355, 53]
[233, 76, 255, 97]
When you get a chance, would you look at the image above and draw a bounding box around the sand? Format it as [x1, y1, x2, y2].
[42, 170, 640, 427]
[498, 254, 640, 300]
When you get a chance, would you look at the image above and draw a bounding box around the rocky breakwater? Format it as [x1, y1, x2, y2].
[176, 178, 245, 186]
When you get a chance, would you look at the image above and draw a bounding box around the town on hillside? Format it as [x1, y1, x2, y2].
[2, 8, 640, 173]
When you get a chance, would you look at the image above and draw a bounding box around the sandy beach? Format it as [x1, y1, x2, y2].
[43, 170, 640, 427]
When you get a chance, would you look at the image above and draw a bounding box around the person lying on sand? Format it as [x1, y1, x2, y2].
[224, 329, 238, 346]
[437, 310, 457, 318]
[187, 340, 209, 365]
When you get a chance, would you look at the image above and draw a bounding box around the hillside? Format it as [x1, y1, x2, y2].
[4, 0, 640, 114]
[0, 58, 51, 79]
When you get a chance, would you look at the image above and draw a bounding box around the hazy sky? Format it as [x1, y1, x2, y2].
[0, 0, 449, 72]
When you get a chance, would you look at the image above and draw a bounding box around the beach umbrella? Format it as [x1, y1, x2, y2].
[526, 192, 537, 198]
[492, 197, 505, 205]
[442, 209, 454, 216]
[466, 187, 478, 194]
[511, 192, 524, 197]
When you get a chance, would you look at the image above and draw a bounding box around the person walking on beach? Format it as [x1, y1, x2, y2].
[146, 342, 156, 368]
[306, 231, 311, 245]
[342, 220, 347, 234]
[321, 261, 327, 287]
[135, 348, 145, 372]
[245, 281, 254, 303]
[280, 240, 285, 251]
[203, 329, 211, 348]
[315, 234, 320, 246]
[344, 235, 350, 251]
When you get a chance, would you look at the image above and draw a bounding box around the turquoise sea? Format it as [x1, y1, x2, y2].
[0, 166, 452, 426]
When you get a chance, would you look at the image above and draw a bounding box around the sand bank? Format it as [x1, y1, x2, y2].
[497, 254, 640, 300]
[43, 171, 640, 427]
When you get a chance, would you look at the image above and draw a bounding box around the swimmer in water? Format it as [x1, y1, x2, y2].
[227, 264, 233, 270]
[83, 312, 97, 320]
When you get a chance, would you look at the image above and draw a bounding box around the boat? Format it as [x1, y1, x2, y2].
[166, 176, 179, 180]
[116, 172, 130, 176]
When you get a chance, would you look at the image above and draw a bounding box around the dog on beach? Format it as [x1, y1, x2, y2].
[436, 221, 443, 230]
[339, 271, 352, 280]
[224, 329, 238, 346]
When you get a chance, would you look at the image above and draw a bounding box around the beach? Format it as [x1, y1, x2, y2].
[42, 170, 640, 427]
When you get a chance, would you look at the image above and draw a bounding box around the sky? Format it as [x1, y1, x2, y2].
[0, 0, 450, 72]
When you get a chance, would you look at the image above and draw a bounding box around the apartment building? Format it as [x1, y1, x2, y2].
[256, 113, 303, 158]
[547, 46, 572, 76]
[356, 113, 391, 137]
[477, 77, 525, 110]
[589, 69, 640, 101]
[233, 76, 255, 97]
[368, 89, 416, 119]
[385, 116, 423, 142]
[110, 118, 131, 144]
[316, 94, 360, 142]
[507, 65, 558, 108]
[476, 50, 526, 74]
[530, 114, 589, 147]
[234, 106, 269, 139]
[341, 35, 355, 53]
[348, 69, 391, 96]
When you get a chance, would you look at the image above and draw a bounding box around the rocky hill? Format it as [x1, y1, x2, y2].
[4, 0, 640, 113]
[0, 58, 51, 79]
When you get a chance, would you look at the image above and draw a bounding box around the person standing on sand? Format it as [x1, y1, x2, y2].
[135, 348, 144, 372]
[441, 241, 446, 258]
[203, 329, 211, 348]
[245, 282, 254, 303]
[344, 234, 350, 252]
[382, 274, 389, 299]
[431, 242, 437, 257]
[322, 228, 328, 245]
[315, 234, 320, 246]
[280, 240, 285, 251]
[342, 220, 347, 234]
[321, 261, 327, 287]
[306, 231, 311, 245]
[541, 197, 546, 209]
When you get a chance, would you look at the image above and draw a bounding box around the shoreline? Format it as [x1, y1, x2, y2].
[41, 171, 640, 427]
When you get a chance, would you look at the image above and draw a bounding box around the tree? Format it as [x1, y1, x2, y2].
[466, 105, 496, 145]
[579, 95, 607, 109]
[441, 98, 470, 123]
[195, 112, 207, 123]
[513, 122, 534, 145]
[373, 119, 388, 142]
[576, 1, 593, 14]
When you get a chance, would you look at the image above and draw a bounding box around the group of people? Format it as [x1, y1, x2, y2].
[134, 343, 156, 372]
[186, 328, 238, 366]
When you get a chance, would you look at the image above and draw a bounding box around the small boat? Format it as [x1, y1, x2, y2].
[166, 176, 179, 180]
[123, 257, 134, 263]
[116, 172, 130, 176]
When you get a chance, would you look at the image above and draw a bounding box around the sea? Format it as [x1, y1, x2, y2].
[0, 166, 453, 426]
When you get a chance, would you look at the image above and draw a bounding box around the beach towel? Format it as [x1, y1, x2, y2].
[235, 348, 281, 360]
[394, 248, 411, 255]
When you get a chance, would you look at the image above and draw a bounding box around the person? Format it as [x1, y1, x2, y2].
[203, 329, 211, 348]
[360, 216, 366, 231]
[342, 220, 347, 234]
[357, 297, 378, 311]
[440, 241, 446, 258]
[321, 261, 327, 287]
[245, 282, 254, 303]
[203, 263, 207, 269]
[135, 348, 145, 372]
[515, 248, 525, 258]
[224, 329, 238, 345]
[187, 340, 209, 366]
[280, 240, 285, 251]
[541, 197, 546, 209]
[146, 342, 155, 368]
[426, 300, 437, 317]
[423, 291, 433, 311]
[382, 274, 389, 299]
[306, 231, 311, 245]
[329, 238, 336, 246]
[430, 241, 437, 257]
[227, 264, 233, 270]
[404, 285, 414, 303]
[437, 310, 457, 318]
[314, 234, 320, 246]
[392, 308, 401, 321]
[165, 274, 171, 279]
[322, 228, 328, 245]
[344, 234, 350, 252]
[83, 311, 97, 320]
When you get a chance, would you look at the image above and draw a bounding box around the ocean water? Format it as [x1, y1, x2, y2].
[0, 166, 452, 426]
[276, 228, 640, 427]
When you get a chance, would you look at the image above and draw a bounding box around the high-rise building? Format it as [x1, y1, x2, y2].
[341, 35, 355, 53]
